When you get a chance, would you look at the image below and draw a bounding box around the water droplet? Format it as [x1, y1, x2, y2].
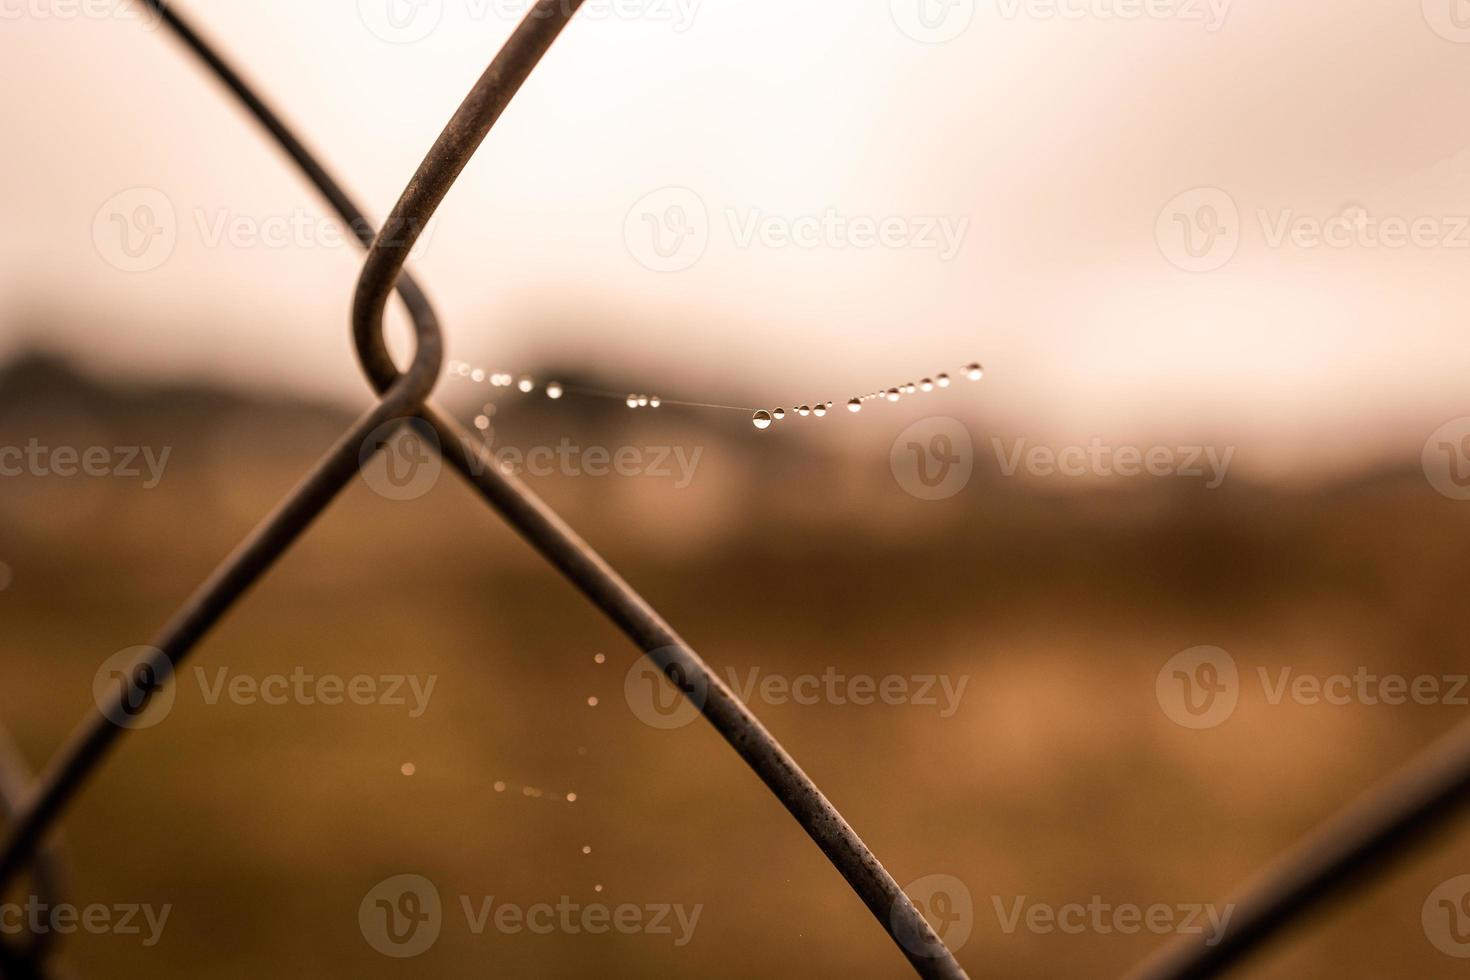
[494, 781, 507, 792]
[904, 383, 917, 394]
[594, 653, 606, 664]
[965, 363, 984, 381]
[752, 411, 774, 430]
[649, 396, 661, 408]
[813, 404, 827, 417]
[798, 405, 811, 417]
[400, 762, 416, 776]
[847, 399, 862, 413]
[581, 845, 592, 855]
[920, 378, 934, 392]
[587, 696, 599, 707]
[566, 792, 578, 803]
[471, 369, 486, 383]
[546, 382, 564, 400]
[637, 395, 650, 407]
[772, 408, 786, 421]
[626, 395, 639, 409]
[474, 415, 491, 431]
[886, 388, 901, 402]
[594, 885, 604, 893]
[481, 403, 498, 416]
[937, 373, 951, 388]
[517, 376, 535, 393]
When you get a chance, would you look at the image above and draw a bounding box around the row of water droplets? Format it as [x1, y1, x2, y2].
[751, 362, 984, 430]
[446, 359, 984, 430]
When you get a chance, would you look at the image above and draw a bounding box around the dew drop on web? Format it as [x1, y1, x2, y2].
[752, 410, 774, 430]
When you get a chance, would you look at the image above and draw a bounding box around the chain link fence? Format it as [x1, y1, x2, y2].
[2, 2, 1469, 977]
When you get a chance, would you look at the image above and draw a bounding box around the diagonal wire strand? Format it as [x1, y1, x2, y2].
[0, 721, 67, 980]
[1128, 717, 1470, 979]
[0, 2, 968, 977]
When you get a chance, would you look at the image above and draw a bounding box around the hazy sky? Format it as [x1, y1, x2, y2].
[2, 0, 1469, 477]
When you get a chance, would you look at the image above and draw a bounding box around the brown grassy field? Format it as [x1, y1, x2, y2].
[2, 354, 1469, 978]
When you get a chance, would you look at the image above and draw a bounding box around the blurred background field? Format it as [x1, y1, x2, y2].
[2, 350, 1469, 978]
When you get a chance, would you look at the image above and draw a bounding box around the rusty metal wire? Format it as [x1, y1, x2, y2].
[5, 3, 1467, 978]
[0, 2, 966, 976]
[1130, 717, 1470, 979]
[0, 721, 67, 980]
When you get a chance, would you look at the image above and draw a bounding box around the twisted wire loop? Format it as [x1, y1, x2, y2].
[0, 2, 970, 976]
[1130, 718, 1470, 979]
[0, 722, 67, 980]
